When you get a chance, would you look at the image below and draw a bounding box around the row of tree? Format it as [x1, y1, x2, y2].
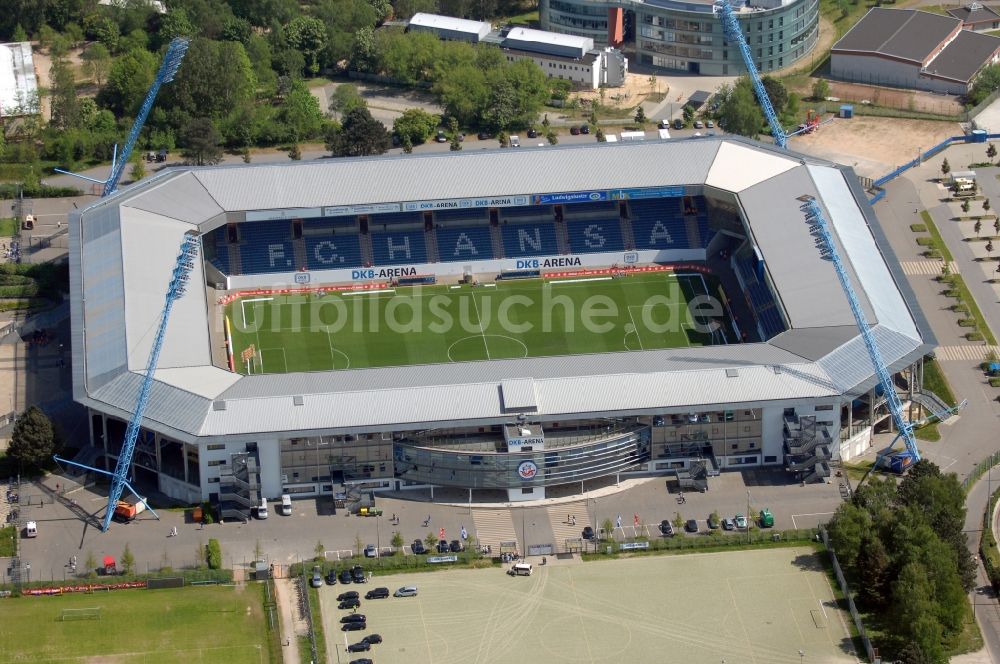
[827, 461, 975, 663]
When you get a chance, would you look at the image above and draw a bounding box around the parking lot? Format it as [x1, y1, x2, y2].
[317, 549, 856, 664]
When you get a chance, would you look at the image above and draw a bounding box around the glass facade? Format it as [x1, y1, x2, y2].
[540, 0, 819, 75]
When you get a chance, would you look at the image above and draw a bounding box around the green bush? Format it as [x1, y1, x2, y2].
[990, 377, 1000, 388]
[943, 288, 962, 298]
[910, 223, 927, 232]
[206, 539, 223, 569]
[923, 249, 941, 259]
[959, 318, 978, 327]
[916, 236, 934, 246]
[952, 303, 970, 314]
[968, 332, 985, 342]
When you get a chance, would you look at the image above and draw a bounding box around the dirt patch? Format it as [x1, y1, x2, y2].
[572, 72, 660, 107]
[792, 115, 962, 178]
[822, 80, 963, 116]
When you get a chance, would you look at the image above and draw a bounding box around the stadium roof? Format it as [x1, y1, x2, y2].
[69, 137, 931, 442]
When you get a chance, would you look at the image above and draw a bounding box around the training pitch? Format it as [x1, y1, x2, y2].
[0, 585, 273, 663]
[320, 548, 855, 664]
[228, 272, 730, 374]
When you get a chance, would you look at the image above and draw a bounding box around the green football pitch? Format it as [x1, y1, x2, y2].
[227, 272, 731, 374]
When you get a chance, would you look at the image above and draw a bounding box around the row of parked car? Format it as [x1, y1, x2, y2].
[334, 585, 418, 663]
[409, 538, 465, 555]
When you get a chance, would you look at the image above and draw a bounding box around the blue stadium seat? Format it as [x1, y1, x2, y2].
[238, 221, 296, 274]
[435, 209, 488, 223]
[734, 252, 785, 337]
[562, 201, 617, 216]
[304, 234, 363, 269]
[501, 206, 552, 220]
[630, 199, 689, 250]
[566, 218, 624, 254]
[436, 225, 494, 261]
[501, 222, 558, 258]
[698, 215, 714, 247]
[211, 226, 230, 274]
[371, 229, 427, 265]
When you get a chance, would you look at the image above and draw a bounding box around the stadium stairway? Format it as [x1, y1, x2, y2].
[555, 218, 571, 255]
[292, 236, 307, 269]
[620, 213, 635, 250]
[684, 216, 702, 248]
[425, 228, 439, 263]
[545, 503, 591, 551]
[360, 231, 374, 266]
[490, 223, 504, 259]
[227, 244, 242, 275]
[472, 509, 519, 553]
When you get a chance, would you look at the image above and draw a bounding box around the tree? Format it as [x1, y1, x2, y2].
[350, 25, 377, 73]
[595, 128, 606, 142]
[180, 117, 224, 165]
[82, 43, 111, 87]
[634, 105, 647, 125]
[279, 82, 325, 141]
[987, 239, 994, 255]
[393, 108, 439, 145]
[546, 129, 558, 145]
[963, 199, 971, 214]
[856, 534, 890, 608]
[988, 143, 997, 162]
[98, 47, 158, 116]
[985, 198, 992, 214]
[84, 551, 97, 579]
[354, 533, 363, 556]
[424, 531, 438, 549]
[221, 16, 253, 44]
[601, 517, 614, 540]
[163, 39, 256, 120]
[314, 540, 325, 561]
[719, 78, 764, 140]
[48, 55, 79, 129]
[130, 155, 146, 182]
[156, 7, 196, 47]
[289, 143, 301, 160]
[811, 78, 830, 101]
[7, 405, 57, 470]
[826, 502, 871, 571]
[391, 531, 404, 552]
[969, 63, 1000, 105]
[761, 76, 788, 113]
[120, 543, 136, 575]
[285, 16, 327, 75]
[941, 157, 950, 177]
[975, 220, 982, 237]
[994, 218, 999, 235]
[327, 106, 390, 157]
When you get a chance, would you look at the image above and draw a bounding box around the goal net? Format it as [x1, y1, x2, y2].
[60, 607, 102, 621]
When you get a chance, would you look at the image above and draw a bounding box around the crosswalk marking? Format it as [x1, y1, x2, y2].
[899, 260, 959, 276]
[934, 345, 1000, 361]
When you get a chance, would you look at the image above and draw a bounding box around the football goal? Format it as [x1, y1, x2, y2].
[59, 607, 102, 621]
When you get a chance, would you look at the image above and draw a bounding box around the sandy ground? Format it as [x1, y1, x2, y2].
[823, 80, 963, 116]
[30, 46, 87, 122]
[792, 115, 962, 178]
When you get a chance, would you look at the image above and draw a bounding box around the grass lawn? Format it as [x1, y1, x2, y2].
[228, 272, 731, 374]
[0, 585, 275, 664]
[920, 211, 954, 262]
[0, 525, 15, 556]
[0, 218, 17, 237]
[923, 357, 957, 407]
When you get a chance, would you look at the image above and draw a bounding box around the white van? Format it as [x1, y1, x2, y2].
[25, 521, 37, 538]
[509, 135, 520, 148]
[279, 494, 292, 516]
[509, 562, 533, 576]
[256, 497, 268, 519]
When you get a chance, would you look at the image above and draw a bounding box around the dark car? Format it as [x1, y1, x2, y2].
[339, 598, 360, 610]
[351, 565, 366, 583]
[659, 520, 674, 537]
[685, 519, 699, 533]
[570, 126, 581, 135]
[325, 570, 338, 585]
[477, 131, 491, 140]
[341, 614, 367, 624]
[582, 526, 595, 540]
[708, 514, 720, 530]
[363, 634, 383, 645]
[342, 621, 367, 632]
[338, 591, 360, 602]
[449, 539, 463, 553]
[437, 540, 450, 553]
[347, 641, 371, 652]
[673, 118, 684, 130]
[580, 125, 590, 134]
[435, 130, 447, 143]
[365, 587, 390, 600]
[350, 659, 374, 664]
[411, 540, 426, 555]
[527, 128, 538, 138]
[339, 569, 353, 584]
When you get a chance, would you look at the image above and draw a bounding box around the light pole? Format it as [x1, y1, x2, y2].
[798, 649, 805, 663]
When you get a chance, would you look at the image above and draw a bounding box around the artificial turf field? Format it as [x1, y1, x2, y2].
[0, 585, 274, 663]
[227, 272, 730, 374]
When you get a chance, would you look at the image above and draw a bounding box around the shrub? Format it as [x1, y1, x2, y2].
[910, 224, 927, 232]
[952, 303, 970, 314]
[916, 237, 934, 246]
[990, 377, 1000, 387]
[923, 249, 941, 259]
[968, 332, 986, 342]
[206, 538, 223, 569]
[958, 318, 978, 327]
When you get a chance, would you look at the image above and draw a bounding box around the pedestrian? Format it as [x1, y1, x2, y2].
[571, 515, 576, 526]
[567, 514, 571, 524]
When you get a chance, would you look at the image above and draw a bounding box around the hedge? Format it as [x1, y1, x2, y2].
[206, 539, 223, 570]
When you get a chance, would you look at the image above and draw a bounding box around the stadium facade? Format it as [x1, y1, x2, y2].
[69, 137, 932, 512]
[539, 0, 819, 75]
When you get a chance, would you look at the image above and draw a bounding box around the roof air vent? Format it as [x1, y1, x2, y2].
[293, 395, 305, 406]
[725, 368, 739, 378]
[212, 400, 227, 411]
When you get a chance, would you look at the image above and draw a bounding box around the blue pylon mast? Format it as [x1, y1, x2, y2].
[54, 37, 189, 196]
[57, 233, 200, 530]
[799, 196, 920, 472]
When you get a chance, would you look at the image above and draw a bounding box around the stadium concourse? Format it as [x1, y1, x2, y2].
[68, 137, 932, 515]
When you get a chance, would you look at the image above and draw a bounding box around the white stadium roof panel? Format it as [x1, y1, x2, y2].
[151, 366, 241, 399]
[705, 141, 798, 192]
[409, 13, 491, 34]
[123, 172, 224, 224]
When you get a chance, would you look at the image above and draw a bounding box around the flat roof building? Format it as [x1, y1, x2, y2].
[408, 13, 492, 42]
[947, 2, 1000, 32]
[0, 42, 38, 118]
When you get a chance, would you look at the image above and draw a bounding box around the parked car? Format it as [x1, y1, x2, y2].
[449, 539, 463, 553]
[339, 598, 360, 610]
[659, 520, 674, 536]
[509, 135, 520, 147]
[708, 514, 720, 530]
[477, 131, 491, 140]
[339, 569, 353, 584]
[365, 587, 390, 600]
[673, 118, 684, 130]
[734, 514, 748, 530]
[342, 621, 367, 631]
[527, 128, 538, 138]
[363, 634, 383, 645]
[351, 565, 367, 583]
[582, 526, 596, 540]
[722, 517, 735, 531]
[310, 567, 323, 588]
[411, 540, 426, 554]
[580, 124, 590, 134]
[693, 120, 704, 129]
[570, 126, 581, 135]
[705, 119, 714, 128]
[348, 641, 371, 652]
[685, 519, 699, 533]
[325, 570, 338, 585]
[436, 540, 450, 553]
[341, 614, 367, 624]
[350, 659, 374, 664]
[364, 544, 378, 558]
[337, 591, 360, 602]
[394, 586, 418, 597]
[435, 130, 447, 143]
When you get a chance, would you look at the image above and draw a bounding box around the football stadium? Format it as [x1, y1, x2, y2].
[69, 137, 932, 512]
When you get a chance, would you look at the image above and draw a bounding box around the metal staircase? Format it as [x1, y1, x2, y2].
[219, 454, 259, 522]
[783, 414, 833, 483]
